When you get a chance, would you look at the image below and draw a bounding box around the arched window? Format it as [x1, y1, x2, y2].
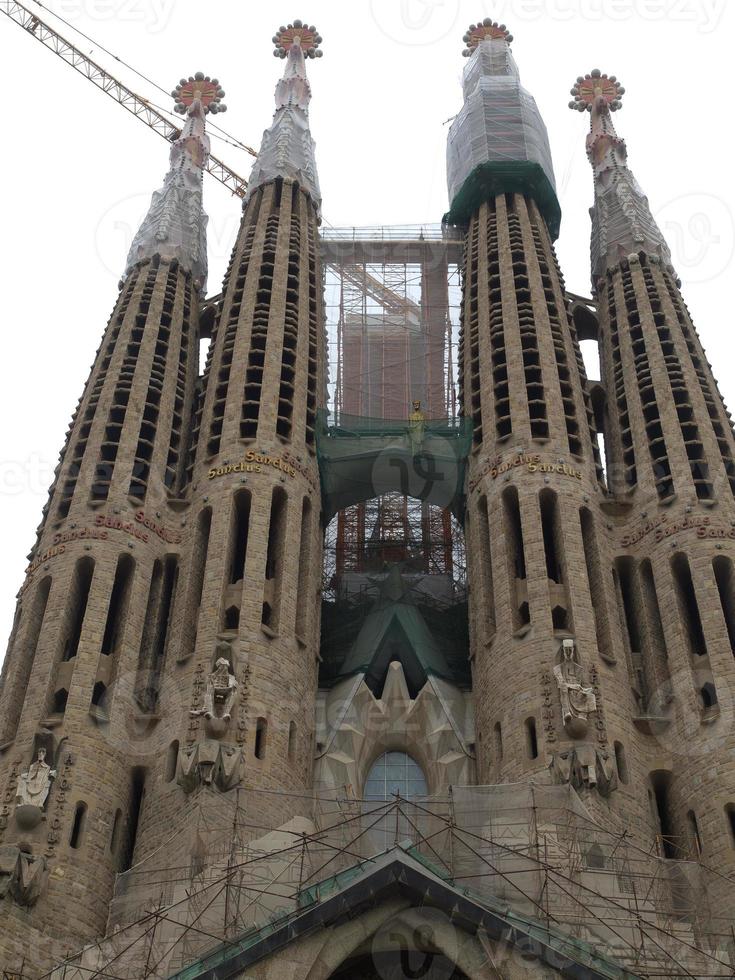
[363, 752, 428, 801]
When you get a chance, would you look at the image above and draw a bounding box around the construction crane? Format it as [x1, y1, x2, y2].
[0, 0, 251, 198]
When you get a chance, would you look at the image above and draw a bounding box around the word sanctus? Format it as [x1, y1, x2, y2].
[208, 451, 317, 493]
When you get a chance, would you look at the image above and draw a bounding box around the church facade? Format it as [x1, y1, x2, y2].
[1, 18, 735, 979]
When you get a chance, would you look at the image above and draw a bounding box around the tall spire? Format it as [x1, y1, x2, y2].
[246, 20, 323, 212]
[446, 20, 560, 237]
[124, 74, 226, 292]
[570, 70, 674, 287]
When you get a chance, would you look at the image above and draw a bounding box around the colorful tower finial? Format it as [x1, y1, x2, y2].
[172, 73, 227, 114]
[246, 21, 323, 211]
[569, 70, 624, 112]
[570, 70, 674, 285]
[462, 18, 513, 56]
[124, 73, 221, 290]
[272, 20, 323, 58]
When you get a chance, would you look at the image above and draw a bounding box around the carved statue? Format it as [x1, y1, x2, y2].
[408, 400, 426, 457]
[191, 658, 238, 721]
[0, 846, 48, 906]
[550, 744, 617, 798]
[554, 639, 597, 738]
[178, 741, 242, 794]
[16, 748, 55, 810]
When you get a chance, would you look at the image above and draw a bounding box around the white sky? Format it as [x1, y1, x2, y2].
[1, 0, 733, 666]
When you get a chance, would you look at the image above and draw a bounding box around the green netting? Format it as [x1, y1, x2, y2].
[444, 160, 562, 239]
[320, 591, 470, 691]
[316, 410, 473, 523]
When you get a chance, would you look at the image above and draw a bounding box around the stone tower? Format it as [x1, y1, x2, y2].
[0, 73, 224, 964]
[135, 19, 326, 853]
[569, 70, 735, 881]
[448, 21, 629, 816]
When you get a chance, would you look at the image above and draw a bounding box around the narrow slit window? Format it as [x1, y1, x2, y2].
[69, 801, 87, 849]
[102, 554, 135, 655]
[62, 558, 95, 662]
[255, 717, 267, 760]
[262, 488, 287, 631]
[295, 498, 312, 639]
[230, 492, 251, 585]
[672, 553, 707, 657]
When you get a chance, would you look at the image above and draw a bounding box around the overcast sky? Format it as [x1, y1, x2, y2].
[0, 0, 733, 665]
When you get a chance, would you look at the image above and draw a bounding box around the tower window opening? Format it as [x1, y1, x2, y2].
[102, 554, 135, 655]
[726, 804, 735, 847]
[580, 509, 611, 662]
[51, 688, 68, 716]
[672, 553, 707, 658]
[651, 771, 679, 859]
[502, 486, 529, 630]
[494, 722, 503, 765]
[91, 682, 107, 713]
[525, 717, 538, 760]
[184, 508, 212, 657]
[639, 559, 672, 713]
[288, 721, 297, 760]
[120, 768, 145, 873]
[62, 557, 95, 662]
[687, 810, 703, 857]
[69, 801, 87, 849]
[229, 491, 251, 585]
[304, 211, 320, 449]
[712, 556, 735, 657]
[165, 740, 179, 783]
[615, 559, 642, 653]
[135, 556, 178, 712]
[262, 487, 287, 630]
[700, 683, 717, 710]
[477, 496, 496, 637]
[530, 219, 582, 456]
[295, 498, 312, 640]
[224, 606, 240, 631]
[614, 742, 630, 785]
[255, 717, 267, 760]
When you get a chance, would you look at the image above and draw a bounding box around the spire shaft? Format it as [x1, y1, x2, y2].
[245, 21, 323, 212]
[570, 72, 674, 286]
[125, 74, 226, 291]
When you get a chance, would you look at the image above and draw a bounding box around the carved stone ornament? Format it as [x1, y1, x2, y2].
[553, 638, 597, 739]
[190, 657, 238, 724]
[0, 845, 48, 907]
[15, 748, 56, 831]
[550, 743, 617, 797]
[177, 740, 241, 794]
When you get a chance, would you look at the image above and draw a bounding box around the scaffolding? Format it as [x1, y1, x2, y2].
[321, 225, 466, 637]
[42, 783, 735, 980]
